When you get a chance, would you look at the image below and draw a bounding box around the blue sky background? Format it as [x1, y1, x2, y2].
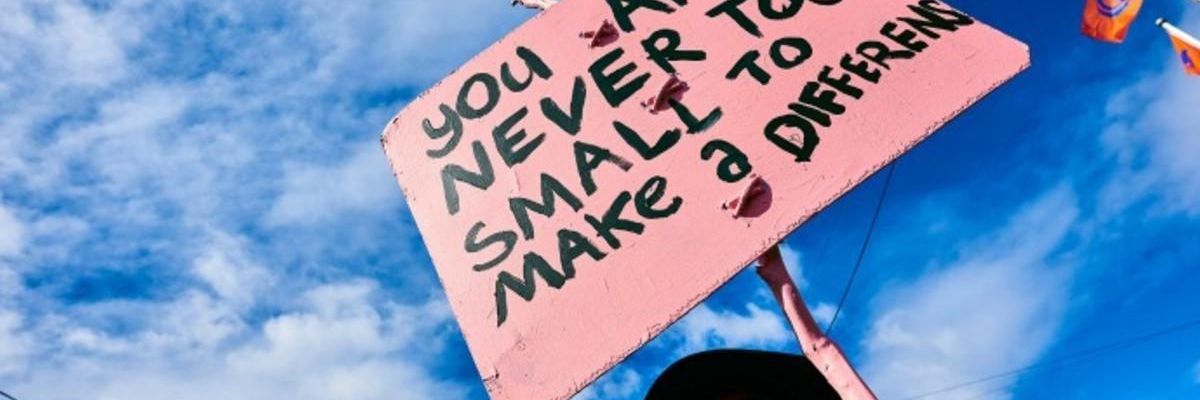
[0, 1, 1197, 399]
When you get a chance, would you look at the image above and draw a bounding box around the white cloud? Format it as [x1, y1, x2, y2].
[0, 266, 22, 303]
[25, 214, 90, 266]
[1193, 358, 1200, 384]
[1100, 9, 1200, 217]
[298, 0, 530, 90]
[0, 218, 28, 371]
[0, 202, 24, 257]
[0, 0, 532, 242]
[0, 0, 531, 241]
[812, 301, 836, 330]
[668, 303, 792, 357]
[265, 141, 401, 227]
[44, 2, 130, 87]
[779, 243, 809, 290]
[0, 0, 533, 398]
[220, 282, 461, 400]
[860, 187, 1078, 400]
[0, 2, 129, 88]
[8, 280, 464, 400]
[63, 290, 246, 356]
[0, 311, 32, 376]
[573, 367, 643, 400]
[192, 231, 275, 310]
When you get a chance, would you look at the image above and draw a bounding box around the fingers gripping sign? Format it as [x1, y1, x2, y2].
[512, 0, 558, 10]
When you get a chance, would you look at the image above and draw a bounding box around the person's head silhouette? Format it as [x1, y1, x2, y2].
[645, 350, 841, 400]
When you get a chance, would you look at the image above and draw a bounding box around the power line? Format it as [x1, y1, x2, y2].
[902, 317, 1200, 400]
[0, 389, 17, 400]
[826, 161, 897, 335]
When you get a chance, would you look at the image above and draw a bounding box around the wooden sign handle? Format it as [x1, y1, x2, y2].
[756, 246, 878, 400]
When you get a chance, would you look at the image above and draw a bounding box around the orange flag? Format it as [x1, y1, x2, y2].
[1157, 19, 1200, 76]
[1082, 0, 1144, 43]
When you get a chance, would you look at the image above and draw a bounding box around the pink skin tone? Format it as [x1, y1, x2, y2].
[512, 0, 557, 10]
[757, 246, 878, 400]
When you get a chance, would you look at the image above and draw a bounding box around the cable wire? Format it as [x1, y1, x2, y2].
[0, 389, 17, 400]
[826, 162, 897, 335]
[902, 317, 1200, 400]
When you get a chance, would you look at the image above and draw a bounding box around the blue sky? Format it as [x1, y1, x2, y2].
[0, 1, 1197, 399]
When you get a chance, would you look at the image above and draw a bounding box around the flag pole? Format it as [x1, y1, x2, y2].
[757, 246, 879, 400]
[1157, 18, 1200, 49]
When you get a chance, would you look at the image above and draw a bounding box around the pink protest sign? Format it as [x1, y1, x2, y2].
[381, 1, 1028, 399]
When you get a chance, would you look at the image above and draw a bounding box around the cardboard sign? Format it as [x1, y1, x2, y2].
[380, 1, 1028, 399]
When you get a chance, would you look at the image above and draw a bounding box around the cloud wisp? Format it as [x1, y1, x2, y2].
[860, 187, 1079, 400]
[1100, 8, 1200, 218]
[2, 1, 1197, 400]
[0, 0, 534, 398]
[0, 202, 24, 258]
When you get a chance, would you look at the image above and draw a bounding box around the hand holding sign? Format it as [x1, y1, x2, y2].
[381, 1, 1029, 399]
[512, 0, 558, 10]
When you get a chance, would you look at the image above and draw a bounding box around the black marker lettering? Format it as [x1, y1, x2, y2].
[901, 1, 973, 39]
[917, 0, 975, 27]
[457, 73, 501, 120]
[726, 50, 771, 85]
[501, 46, 555, 92]
[668, 99, 723, 134]
[856, 41, 916, 70]
[635, 176, 683, 219]
[840, 53, 882, 84]
[509, 174, 584, 240]
[706, 0, 762, 37]
[422, 104, 464, 159]
[798, 81, 846, 116]
[584, 192, 645, 250]
[757, 0, 800, 20]
[492, 107, 546, 167]
[465, 222, 517, 271]
[642, 29, 707, 74]
[764, 114, 820, 163]
[589, 48, 652, 108]
[880, 22, 929, 52]
[817, 66, 864, 99]
[787, 101, 831, 128]
[558, 228, 607, 280]
[701, 140, 753, 183]
[604, 0, 678, 33]
[613, 121, 681, 161]
[574, 141, 634, 196]
[540, 77, 587, 136]
[494, 252, 567, 326]
[441, 141, 495, 215]
[770, 37, 813, 69]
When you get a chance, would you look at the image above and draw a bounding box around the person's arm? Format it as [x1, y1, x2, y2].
[757, 246, 878, 400]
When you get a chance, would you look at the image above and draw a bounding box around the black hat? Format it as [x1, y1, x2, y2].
[645, 349, 841, 400]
